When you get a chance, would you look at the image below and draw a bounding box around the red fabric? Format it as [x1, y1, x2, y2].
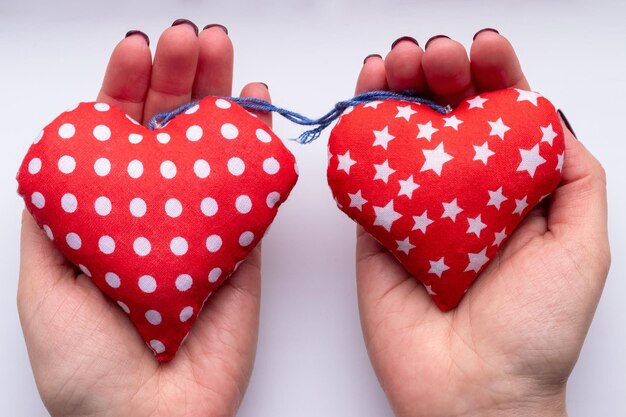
[17, 97, 298, 361]
[327, 88, 564, 311]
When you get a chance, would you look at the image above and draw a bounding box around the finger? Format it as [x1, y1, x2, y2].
[239, 82, 272, 128]
[422, 35, 476, 108]
[470, 29, 531, 92]
[96, 31, 152, 122]
[192, 24, 233, 99]
[355, 54, 388, 94]
[496, 203, 548, 263]
[384, 36, 428, 93]
[142, 20, 200, 125]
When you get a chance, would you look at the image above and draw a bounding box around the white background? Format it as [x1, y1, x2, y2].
[1, 1, 625, 416]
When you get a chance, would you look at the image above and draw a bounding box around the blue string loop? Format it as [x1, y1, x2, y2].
[148, 91, 451, 144]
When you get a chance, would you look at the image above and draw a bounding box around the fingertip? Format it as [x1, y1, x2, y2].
[193, 24, 234, 98]
[356, 55, 387, 94]
[240, 82, 272, 128]
[385, 38, 427, 93]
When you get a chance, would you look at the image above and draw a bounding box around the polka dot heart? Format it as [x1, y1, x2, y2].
[17, 96, 298, 362]
[327, 88, 565, 311]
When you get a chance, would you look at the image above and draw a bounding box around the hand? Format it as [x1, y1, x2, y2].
[18, 20, 271, 417]
[355, 31, 610, 417]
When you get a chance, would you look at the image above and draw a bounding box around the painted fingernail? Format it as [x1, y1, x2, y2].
[172, 19, 199, 36]
[363, 54, 382, 64]
[258, 82, 269, 90]
[473, 28, 500, 41]
[557, 109, 577, 139]
[425, 35, 451, 50]
[125, 30, 150, 46]
[391, 36, 419, 50]
[203, 24, 228, 35]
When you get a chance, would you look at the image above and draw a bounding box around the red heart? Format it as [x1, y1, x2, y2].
[17, 97, 298, 361]
[327, 88, 564, 310]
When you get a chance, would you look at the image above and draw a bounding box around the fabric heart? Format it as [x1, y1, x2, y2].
[17, 97, 298, 361]
[327, 88, 564, 311]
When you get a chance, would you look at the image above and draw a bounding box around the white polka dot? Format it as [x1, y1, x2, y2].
[227, 157, 245, 176]
[201, 197, 218, 216]
[266, 192, 281, 208]
[133, 237, 151, 256]
[58, 123, 75, 139]
[94, 158, 111, 176]
[98, 235, 115, 254]
[34, 130, 44, 144]
[105, 272, 121, 288]
[235, 195, 252, 214]
[129, 133, 143, 144]
[185, 104, 200, 114]
[94, 103, 110, 112]
[263, 157, 280, 175]
[160, 161, 177, 179]
[93, 125, 111, 141]
[194, 160, 210, 178]
[61, 193, 78, 213]
[175, 274, 193, 292]
[145, 310, 162, 325]
[126, 114, 140, 125]
[31, 192, 45, 209]
[239, 231, 254, 247]
[78, 264, 91, 277]
[294, 162, 299, 174]
[156, 132, 170, 144]
[208, 267, 222, 283]
[138, 275, 157, 293]
[206, 235, 222, 252]
[66, 232, 82, 250]
[28, 158, 42, 174]
[95, 196, 112, 216]
[221, 123, 239, 140]
[43, 224, 53, 240]
[256, 128, 272, 143]
[117, 301, 130, 314]
[215, 98, 231, 109]
[149, 339, 165, 354]
[165, 198, 183, 218]
[186, 125, 203, 142]
[58, 155, 76, 174]
[130, 198, 147, 217]
[170, 237, 188, 256]
[179, 306, 194, 322]
[127, 160, 143, 178]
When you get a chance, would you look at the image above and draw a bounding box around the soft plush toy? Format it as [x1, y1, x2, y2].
[17, 97, 298, 361]
[327, 88, 564, 310]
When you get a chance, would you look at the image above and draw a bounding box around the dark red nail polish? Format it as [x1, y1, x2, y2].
[125, 30, 150, 47]
[258, 82, 269, 90]
[363, 54, 382, 64]
[391, 36, 419, 50]
[557, 109, 577, 139]
[473, 28, 500, 41]
[203, 24, 228, 35]
[172, 19, 199, 36]
[425, 35, 451, 50]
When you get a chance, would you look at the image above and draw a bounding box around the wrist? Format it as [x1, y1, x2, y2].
[466, 388, 567, 417]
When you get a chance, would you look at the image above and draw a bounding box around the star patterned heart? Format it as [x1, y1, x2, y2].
[17, 97, 298, 361]
[327, 88, 564, 310]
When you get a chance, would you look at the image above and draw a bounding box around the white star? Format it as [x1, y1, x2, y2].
[424, 284, 437, 296]
[327, 150, 333, 163]
[516, 89, 542, 106]
[493, 227, 507, 246]
[334, 196, 343, 209]
[396, 237, 415, 255]
[513, 196, 528, 215]
[364, 100, 383, 109]
[396, 105, 417, 121]
[398, 175, 420, 198]
[348, 190, 367, 211]
[441, 198, 463, 222]
[517, 144, 546, 177]
[417, 121, 439, 141]
[412, 210, 434, 234]
[337, 151, 357, 174]
[443, 115, 463, 130]
[540, 123, 558, 146]
[488, 117, 510, 140]
[428, 257, 450, 278]
[421, 142, 453, 176]
[372, 126, 395, 150]
[556, 152, 565, 172]
[373, 200, 402, 232]
[464, 247, 489, 273]
[487, 186, 507, 210]
[373, 160, 396, 183]
[466, 214, 487, 237]
[473, 142, 495, 165]
[467, 95, 488, 109]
